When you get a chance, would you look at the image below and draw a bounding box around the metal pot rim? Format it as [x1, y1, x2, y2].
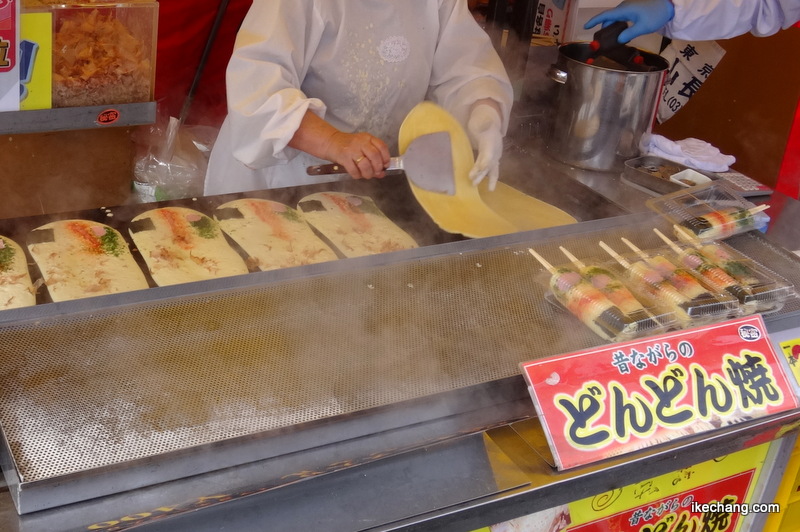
[558, 42, 670, 73]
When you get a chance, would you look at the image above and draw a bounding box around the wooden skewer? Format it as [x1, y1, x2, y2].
[673, 224, 701, 246]
[598, 241, 631, 269]
[620, 237, 650, 260]
[748, 204, 770, 215]
[559, 246, 586, 269]
[653, 228, 684, 254]
[528, 248, 557, 274]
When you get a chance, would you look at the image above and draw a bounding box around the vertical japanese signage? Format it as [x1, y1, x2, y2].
[521, 315, 799, 471]
[0, 0, 19, 111]
[657, 39, 726, 123]
[532, 0, 570, 42]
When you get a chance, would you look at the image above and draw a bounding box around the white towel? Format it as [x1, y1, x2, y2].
[641, 135, 736, 172]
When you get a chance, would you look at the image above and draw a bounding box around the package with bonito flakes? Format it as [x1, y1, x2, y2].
[22, 1, 157, 108]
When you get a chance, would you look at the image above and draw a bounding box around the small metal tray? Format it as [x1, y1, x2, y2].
[622, 156, 717, 197]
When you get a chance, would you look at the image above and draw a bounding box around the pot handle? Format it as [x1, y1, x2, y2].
[547, 65, 567, 84]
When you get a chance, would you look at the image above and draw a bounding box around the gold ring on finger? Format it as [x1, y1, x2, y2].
[355, 156, 366, 164]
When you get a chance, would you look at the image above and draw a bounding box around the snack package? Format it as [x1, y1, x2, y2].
[21, 2, 159, 108]
[645, 181, 770, 242]
[529, 248, 672, 343]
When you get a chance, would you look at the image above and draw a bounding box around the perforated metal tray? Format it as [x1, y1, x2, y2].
[1, 210, 798, 515]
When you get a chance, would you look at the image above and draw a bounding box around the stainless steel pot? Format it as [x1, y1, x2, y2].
[546, 43, 669, 172]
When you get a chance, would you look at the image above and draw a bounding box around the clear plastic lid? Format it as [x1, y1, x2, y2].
[670, 239, 796, 314]
[645, 181, 770, 242]
[598, 240, 740, 330]
[529, 247, 676, 342]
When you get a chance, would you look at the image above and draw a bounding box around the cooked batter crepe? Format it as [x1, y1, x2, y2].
[398, 102, 576, 237]
[27, 220, 148, 302]
[129, 207, 249, 286]
[215, 198, 337, 271]
[297, 192, 418, 258]
[1, 235, 36, 309]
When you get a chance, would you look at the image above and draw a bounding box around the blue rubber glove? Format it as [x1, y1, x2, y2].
[584, 0, 675, 44]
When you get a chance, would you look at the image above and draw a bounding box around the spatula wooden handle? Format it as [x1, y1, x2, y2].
[306, 163, 345, 175]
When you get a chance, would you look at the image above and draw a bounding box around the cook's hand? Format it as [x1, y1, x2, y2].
[467, 104, 503, 192]
[583, 0, 675, 44]
[326, 131, 390, 180]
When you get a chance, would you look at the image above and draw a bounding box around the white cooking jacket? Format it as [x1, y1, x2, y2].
[205, 0, 513, 195]
[666, 0, 800, 40]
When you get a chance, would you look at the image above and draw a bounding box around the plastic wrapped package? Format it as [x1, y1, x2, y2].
[646, 181, 770, 242]
[22, 0, 157, 108]
[528, 248, 671, 342]
[598, 241, 739, 330]
[667, 228, 797, 314]
[132, 117, 218, 202]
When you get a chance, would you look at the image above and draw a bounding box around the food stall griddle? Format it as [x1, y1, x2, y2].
[1, 188, 798, 515]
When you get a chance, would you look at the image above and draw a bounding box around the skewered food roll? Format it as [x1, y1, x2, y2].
[530, 249, 635, 341]
[653, 229, 754, 312]
[600, 241, 696, 328]
[559, 246, 661, 331]
[620, 238, 738, 319]
[677, 206, 766, 240]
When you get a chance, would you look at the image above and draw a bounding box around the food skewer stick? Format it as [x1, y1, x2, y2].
[559, 245, 656, 327]
[558, 246, 586, 269]
[599, 240, 693, 326]
[528, 248, 634, 340]
[620, 237, 719, 303]
[653, 228, 753, 305]
[674, 224, 762, 287]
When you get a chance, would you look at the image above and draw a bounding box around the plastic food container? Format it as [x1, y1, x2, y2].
[22, 1, 157, 108]
[600, 251, 740, 330]
[669, 169, 713, 188]
[646, 181, 770, 242]
[530, 248, 677, 342]
[668, 240, 796, 315]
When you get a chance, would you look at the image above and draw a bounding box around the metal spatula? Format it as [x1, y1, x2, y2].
[306, 131, 456, 195]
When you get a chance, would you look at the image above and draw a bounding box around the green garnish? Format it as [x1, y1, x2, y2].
[724, 260, 754, 278]
[0, 238, 16, 272]
[99, 228, 124, 256]
[279, 208, 303, 223]
[354, 199, 384, 217]
[190, 216, 217, 239]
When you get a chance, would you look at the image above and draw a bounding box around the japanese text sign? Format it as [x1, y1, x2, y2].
[569, 470, 757, 532]
[521, 315, 799, 470]
[0, 0, 19, 111]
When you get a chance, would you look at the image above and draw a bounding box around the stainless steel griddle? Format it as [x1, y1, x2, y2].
[0, 174, 798, 515]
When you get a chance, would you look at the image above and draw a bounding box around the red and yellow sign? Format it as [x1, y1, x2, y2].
[566, 442, 772, 532]
[780, 336, 800, 387]
[521, 315, 799, 470]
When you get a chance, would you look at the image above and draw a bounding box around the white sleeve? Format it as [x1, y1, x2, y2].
[665, 0, 800, 40]
[427, 0, 514, 134]
[225, 0, 327, 169]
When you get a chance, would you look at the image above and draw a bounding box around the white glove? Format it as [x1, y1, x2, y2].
[467, 104, 504, 192]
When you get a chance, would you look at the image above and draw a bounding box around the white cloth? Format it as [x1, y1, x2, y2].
[665, 0, 800, 40]
[642, 134, 737, 172]
[205, 0, 513, 195]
